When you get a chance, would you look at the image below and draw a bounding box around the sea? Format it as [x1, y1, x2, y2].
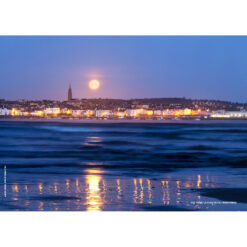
[0, 120, 247, 211]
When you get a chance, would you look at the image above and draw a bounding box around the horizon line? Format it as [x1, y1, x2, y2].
[1, 97, 247, 104]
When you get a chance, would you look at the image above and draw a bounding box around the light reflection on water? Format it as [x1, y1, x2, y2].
[54, 183, 58, 194]
[147, 179, 152, 204]
[197, 175, 201, 189]
[86, 174, 103, 212]
[1, 171, 226, 211]
[162, 180, 170, 205]
[84, 136, 102, 147]
[39, 183, 43, 194]
[12, 184, 19, 193]
[117, 179, 122, 200]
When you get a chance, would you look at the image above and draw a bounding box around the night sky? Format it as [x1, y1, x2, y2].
[0, 36, 247, 102]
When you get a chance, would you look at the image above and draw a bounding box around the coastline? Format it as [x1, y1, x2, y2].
[0, 118, 247, 124]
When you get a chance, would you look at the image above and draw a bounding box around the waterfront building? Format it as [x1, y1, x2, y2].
[72, 110, 84, 117]
[154, 110, 162, 116]
[115, 111, 125, 118]
[43, 107, 61, 115]
[96, 110, 111, 118]
[136, 109, 147, 116]
[211, 111, 247, 118]
[126, 109, 137, 117]
[0, 108, 11, 116]
[85, 110, 95, 117]
[30, 111, 44, 117]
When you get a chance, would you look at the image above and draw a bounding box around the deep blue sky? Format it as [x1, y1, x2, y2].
[0, 36, 247, 102]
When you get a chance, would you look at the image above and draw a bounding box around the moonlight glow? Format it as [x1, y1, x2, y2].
[89, 80, 100, 90]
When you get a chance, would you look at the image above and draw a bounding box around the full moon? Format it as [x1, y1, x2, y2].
[89, 79, 100, 90]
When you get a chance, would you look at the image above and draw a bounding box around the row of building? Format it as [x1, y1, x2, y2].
[1, 107, 247, 119]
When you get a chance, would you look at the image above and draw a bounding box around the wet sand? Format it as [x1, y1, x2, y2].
[199, 188, 247, 203]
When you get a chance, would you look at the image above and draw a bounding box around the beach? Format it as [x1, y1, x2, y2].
[1, 120, 247, 211]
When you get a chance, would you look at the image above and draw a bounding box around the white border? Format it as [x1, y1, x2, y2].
[0, 0, 247, 35]
[0, 212, 246, 247]
[1, 1, 247, 246]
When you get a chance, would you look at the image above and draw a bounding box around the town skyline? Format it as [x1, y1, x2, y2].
[0, 82, 245, 105]
[1, 79, 247, 103]
[1, 84, 247, 120]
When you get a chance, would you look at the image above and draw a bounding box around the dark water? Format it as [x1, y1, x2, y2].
[0, 120, 247, 211]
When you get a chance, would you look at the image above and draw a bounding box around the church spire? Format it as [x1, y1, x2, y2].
[68, 83, 72, 101]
